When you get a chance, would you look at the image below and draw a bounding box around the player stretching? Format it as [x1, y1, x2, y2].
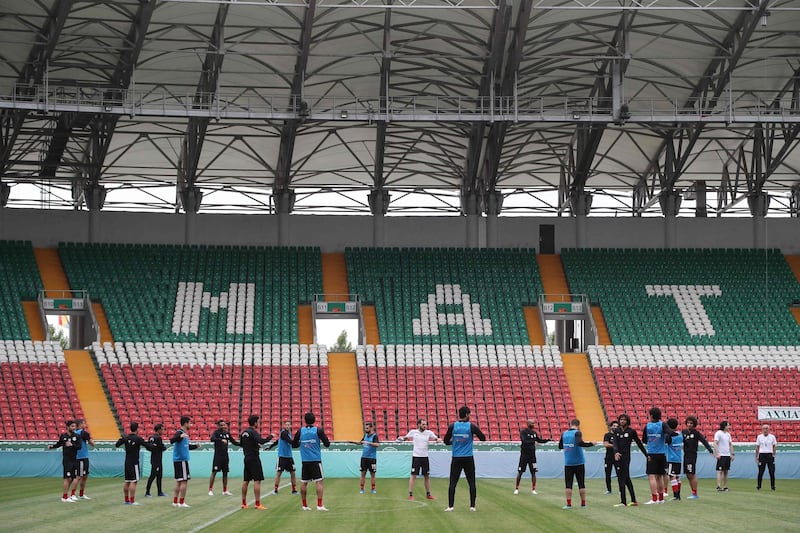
[558, 418, 595, 509]
[74, 419, 95, 500]
[115, 422, 153, 505]
[643, 407, 678, 504]
[681, 416, 714, 499]
[292, 412, 331, 511]
[145, 423, 168, 497]
[665, 418, 683, 500]
[209, 419, 240, 496]
[171, 415, 200, 508]
[351, 421, 380, 494]
[240, 414, 274, 510]
[612, 413, 647, 507]
[514, 419, 550, 495]
[268, 420, 298, 495]
[443, 405, 486, 512]
[47, 419, 82, 502]
[398, 418, 440, 501]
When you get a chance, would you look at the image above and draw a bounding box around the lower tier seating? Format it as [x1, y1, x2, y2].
[589, 345, 800, 442]
[357, 344, 572, 441]
[94, 342, 331, 438]
[0, 341, 84, 439]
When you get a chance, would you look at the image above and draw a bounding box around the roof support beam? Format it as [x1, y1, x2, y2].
[561, 10, 633, 215]
[42, 0, 155, 187]
[1, 0, 73, 179]
[634, 1, 769, 215]
[370, 1, 392, 216]
[177, 3, 230, 213]
[274, 0, 317, 210]
[460, 0, 510, 216]
[716, 65, 800, 214]
[479, 0, 532, 206]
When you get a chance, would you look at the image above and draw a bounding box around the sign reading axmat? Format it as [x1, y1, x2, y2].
[758, 407, 800, 421]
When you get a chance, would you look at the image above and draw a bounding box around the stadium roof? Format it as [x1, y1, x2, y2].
[0, 0, 799, 216]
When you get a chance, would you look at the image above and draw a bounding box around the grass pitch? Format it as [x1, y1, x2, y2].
[1, 477, 797, 532]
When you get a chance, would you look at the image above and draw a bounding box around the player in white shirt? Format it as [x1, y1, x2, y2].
[755, 424, 777, 491]
[397, 418, 441, 501]
[713, 420, 734, 491]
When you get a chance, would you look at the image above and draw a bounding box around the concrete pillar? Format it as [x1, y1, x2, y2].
[484, 191, 503, 248]
[659, 191, 681, 249]
[368, 190, 390, 247]
[569, 191, 592, 249]
[275, 190, 295, 246]
[694, 180, 707, 217]
[180, 187, 202, 245]
[461, 191, 480, 248]
[85, 185, 106, 243]
[748, 192, 770, 249]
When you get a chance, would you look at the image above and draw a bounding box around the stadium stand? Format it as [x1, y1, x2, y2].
[93, 341, 331, 437]
[0, 340, 84, 439]
[561, 248, 800, 346]
[0, 241, 42, 340]
[357, 344, 572, 441]
[345, 247, 543, 346]
[59, 243, 322, 344]
[589, 344, 800, 442]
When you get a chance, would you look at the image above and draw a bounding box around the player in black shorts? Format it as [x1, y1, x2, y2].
[239, 414, 274, 510]
[115, 422, 153, 505]
[47, 419, 82, 502]
[514, 419, 550, 495]
[268, 420, 298, 494]
[209, 419, 240, 496]
[682, 416, 713, 499]
[602, 420, 620, 495]
[145, 423, 168, 497]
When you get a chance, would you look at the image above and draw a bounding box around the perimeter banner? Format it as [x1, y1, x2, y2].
[758, 407, 800, 421]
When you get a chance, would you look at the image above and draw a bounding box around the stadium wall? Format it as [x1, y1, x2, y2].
[0, 209, 798, 253]
[4, 445, 799, 479]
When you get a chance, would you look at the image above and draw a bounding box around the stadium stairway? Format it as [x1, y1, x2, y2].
[523, 307, 546, 345]
[22, 302, 45, 341]
[33, 248, 70, 296]
[327, 352, 364, 440]
[362, 306, 380, 345]
[322, 253, 349, 298]
[537, 254, 570, 301]
[92, 303, 114, 343]
[786, 255, 800, 282]
[298, 305, 314, 344]
[591, 306, 612, 345]
[64, 350, 119, 439]
[560, 353, 606, 441]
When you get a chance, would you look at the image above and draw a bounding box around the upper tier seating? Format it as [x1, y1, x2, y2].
[0, 241, 43, 340]
[562, 248, 800, 346]
[0, 341, 84, 439]
[60, 243, 322, 344]
[93, 342, 330, 437]
[357, 344, 571, 441]
[589, 344, 800, 442]
[346, 248, 543, 345]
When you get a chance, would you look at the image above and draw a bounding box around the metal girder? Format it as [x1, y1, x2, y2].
[274, 0, 317, 200]
[44, 0, 156, 184]
[634, 1, 769, 214]
[460, 0, 509, 214]
[373, 1, 392, 193]
[1, 0, 74, 179]
[716, 65, 800, 213]
[562, 10, 633, 213]
[479, 0, 532, 197]
[177, 3, 230, 209]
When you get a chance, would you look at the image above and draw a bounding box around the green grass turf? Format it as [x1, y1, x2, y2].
[1, 477, 798, 532]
